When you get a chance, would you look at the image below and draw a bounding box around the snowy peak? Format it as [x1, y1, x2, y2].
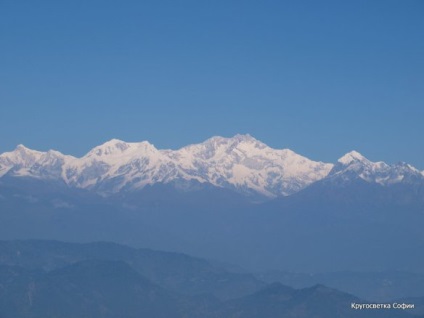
[0, 145, 73, 179]
[15, 144, 33, 152]
[86, 139, 157, 157]
[1, 144, 44, 166]
[338, 151, 368, 165]
[88, 139, 130, 156]
[205, 133, 258, 143]
[226, 133, 267, 149]
[180, 134, 267, 160]
[328, 151, 423, 186]
[0, 135, 422, 197]
[0, 145, 43, 173]
[202, 134, 265, 148]
[80, 139, 161, 167]
[63, 139, 165, 190]
[1, 135, 333, 197]
[393, 161, 421, 173]
[171, 135, 332, 197]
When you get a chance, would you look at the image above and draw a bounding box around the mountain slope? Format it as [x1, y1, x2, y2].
[0, 135, 334, 198]
[0, 260, 183, 318]
[0, 241, 420, 318]
[215, 283, 416, 318]
[327, 150, 424, 188]
[0, 240, 265, 301]
[2, 136, 423, 199]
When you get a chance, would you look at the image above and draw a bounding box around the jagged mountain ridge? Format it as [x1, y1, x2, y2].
[329, 150, 424, 187]
[0, 135, 422, 198]
[0, 240, 417, 318]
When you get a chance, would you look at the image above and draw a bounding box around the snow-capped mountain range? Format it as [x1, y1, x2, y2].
[0, 134, 423, 198]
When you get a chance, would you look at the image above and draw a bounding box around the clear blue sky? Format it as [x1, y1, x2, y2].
[1, 0, 423, 168]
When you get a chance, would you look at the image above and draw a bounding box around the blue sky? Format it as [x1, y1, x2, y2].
[1, 0, 423, 168]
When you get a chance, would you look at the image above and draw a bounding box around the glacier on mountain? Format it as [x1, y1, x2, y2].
[327, 150, 424, 186]
[0, 135, 422, 198]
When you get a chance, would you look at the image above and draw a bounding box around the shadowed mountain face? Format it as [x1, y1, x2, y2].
[1, 135, 423, 199]
[0, 260, 180, 318]
[0, 240, 420, 318]
[0, 135, 335, 198]
[256, 270, 424, 303]
[1, 177, 423, 273]
[0, 240, 264, 301]
[216, 283, 416, 318]
[1, 136, 424, 315]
